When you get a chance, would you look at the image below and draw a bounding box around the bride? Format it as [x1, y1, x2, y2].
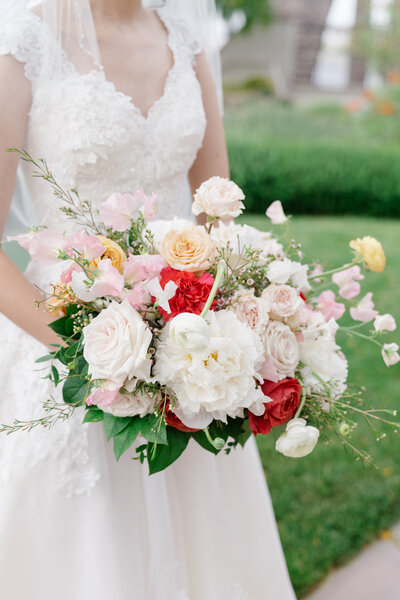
[0, 1, 296, 598]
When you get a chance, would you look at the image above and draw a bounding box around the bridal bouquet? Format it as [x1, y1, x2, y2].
[5, 151, 399, 473]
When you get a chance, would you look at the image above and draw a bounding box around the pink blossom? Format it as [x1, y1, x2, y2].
[332, 265, 364, 300]
[350, 292, 378, 322]
[71, 259, 124, 301]
[123, 253, 166, 285]
[317, 291, 345, 322]
[99, 192, 140, 232]
[374, 314, 397, 333]
[60, 263, 81, 284]
[121, 284, 150, 310]
[86, 381, 120, 407]
[258, 358, 282, 383]
[29, 228, 67, 266]
[135, 189, 157, 221]
[67, 229, 104, 261]
[265, 200, 287, 225]
[382, 343, 400, 367]
[7, 231, 36, 252]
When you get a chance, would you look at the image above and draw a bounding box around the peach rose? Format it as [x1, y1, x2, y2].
[92, 235, 126, 273]
[350, 236, 386, 273]
[230, 289, 270, 334]
[160, 226, 215, 273]
[262, 284, 301, 320]
[192, 176, 245, 219]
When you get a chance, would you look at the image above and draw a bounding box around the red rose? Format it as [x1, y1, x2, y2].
[249, 378, 302, 436]
[156, 266, 216, 321]
[163, 400, 200, 433]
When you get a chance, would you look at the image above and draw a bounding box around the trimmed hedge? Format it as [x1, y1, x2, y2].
[227, 135, 400, 217]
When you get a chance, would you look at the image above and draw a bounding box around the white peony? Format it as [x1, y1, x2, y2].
[276, 418, 320, 458]
[154, 310, 265, 429]
[169, 313, 210, 351]
[83, 299, 152, 386]
[262, 284, 302, 320]
[299, 317, 348, 397]
[259, 321, 299, 381]
[230, 288, 270, 334]
[102, 391, 156, 418]
[192, 176, 245, 219]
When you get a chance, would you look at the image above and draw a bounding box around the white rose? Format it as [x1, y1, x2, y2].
[154, 310, 265, 429]
[374, 314, 397, 333]
[231, 289, 270, 334]
[192, 176, 245, 219]
[267, 259, 310, 292]
[276, 418, 320, 458]
[169, 313, 210, 351]
[382, 343, 400, 367]
[262, 284, 302, 320]
[83, 299, 152, 386]
[260, 321, 299, 380]
[102, 390, 156, 418]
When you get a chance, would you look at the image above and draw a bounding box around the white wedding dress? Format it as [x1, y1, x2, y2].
[0, 8, 296, 600]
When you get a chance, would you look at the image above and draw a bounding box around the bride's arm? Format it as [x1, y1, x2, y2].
[189, 52, 230, 194]
[0, 56, 59, 348]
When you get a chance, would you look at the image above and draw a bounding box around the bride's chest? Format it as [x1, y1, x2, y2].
[26, 67, 206, 186]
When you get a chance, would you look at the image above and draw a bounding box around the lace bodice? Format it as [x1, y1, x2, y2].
[0, 8, 206, 228]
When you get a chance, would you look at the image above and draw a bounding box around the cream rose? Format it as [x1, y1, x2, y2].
[276, 418, 320, 458]
[262, 284, 302, 320]
[260, 321, 299, 380]
[230, 289, 270, 334]
[192, 176, 245, 219]
[83, 299, 152, 386]
[102, 390, 156, 418]
[160, 225, 215, 272]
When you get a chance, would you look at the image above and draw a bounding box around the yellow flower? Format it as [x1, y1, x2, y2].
[46, 282, 75, 316]
[92, 235, 126, 273]
[350, 236, 386, 273]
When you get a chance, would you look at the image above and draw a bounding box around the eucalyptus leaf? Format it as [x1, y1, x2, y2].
[113, 418, 141, 461]
[35, 354, 54, 364]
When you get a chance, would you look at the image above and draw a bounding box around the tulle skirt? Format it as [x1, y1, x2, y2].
[0, 287, 296, 599]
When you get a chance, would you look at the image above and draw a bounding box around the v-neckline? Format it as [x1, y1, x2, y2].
[96, 9, 177, 123]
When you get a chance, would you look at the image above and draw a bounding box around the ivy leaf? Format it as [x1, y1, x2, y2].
[141, 413, 168, 445]
[83, 408, 104, 423]
[113, 418, 142, 461]
[62, 375, 90, 405]
[147, 427, 190, 475]
[103, 414, 132, 441]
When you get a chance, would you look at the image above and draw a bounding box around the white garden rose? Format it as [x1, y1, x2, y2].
[260, 321, 299, 380]
[192, 176, 245, 219]
[102, 390, 156, 418]
[154, 310, 265, 429]
[262, 284, 302, 320]
[275, 418, 320, 458]
[83, 299, 152, 386]
[230, 289, 270, 334]
[169, 313, 210, 351]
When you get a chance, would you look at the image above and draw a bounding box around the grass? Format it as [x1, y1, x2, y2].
[239, 214, 400, 597]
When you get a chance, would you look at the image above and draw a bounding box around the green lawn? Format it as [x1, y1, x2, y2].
[240, 214, 400, 597]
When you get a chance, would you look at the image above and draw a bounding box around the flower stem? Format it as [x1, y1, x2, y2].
[308, 261, 360, 281]
[343, 329, 383, 347]
[294, 388, 307, 419]
[200, 262, 225, 319]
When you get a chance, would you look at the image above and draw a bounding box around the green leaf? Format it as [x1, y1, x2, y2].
[35, 354, 54, 364]
[147, 427, 190, 475]
[51, 365, 60, 387]
[64, 342, 81, 361]
[103, 414, 132, 441]
[83, 408, 104, 423]
[237, 420, 252, 448]
[62, 375, 90, 405]
[192, 430, 221, 455]
[141, 413, 167, 445]
[48, 315, 76, 339]
[113, 418, 141, 461]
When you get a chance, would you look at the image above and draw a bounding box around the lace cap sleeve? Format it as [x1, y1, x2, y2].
[161, 11, 204, 64]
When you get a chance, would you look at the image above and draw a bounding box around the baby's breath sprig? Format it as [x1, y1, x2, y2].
[0, 399, 76, 434]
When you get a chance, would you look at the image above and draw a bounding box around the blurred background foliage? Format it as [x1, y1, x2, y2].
[216, 0, 272, 30]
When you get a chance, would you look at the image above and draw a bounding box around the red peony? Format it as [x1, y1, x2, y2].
[249, 378, 302, 436]
[156, 266, 216, 321]
[163, 400, 200, 433]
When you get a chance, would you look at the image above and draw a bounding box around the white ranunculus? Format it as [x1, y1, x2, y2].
[231, 288, 270, 334]
[169, 313, 210, 351]
[262, 284, 302, 320]
[145, 218, 192, 251]
[83, 299, 152, 386]
[299, 318, 348, 397]
[154, 310, 265, 428]
[260, 321, 299, 380]
[276, 418, 320, 458]
[374, 314, 397, 333]
[102, 391, 156, 418]
[192, 176, 245, 219]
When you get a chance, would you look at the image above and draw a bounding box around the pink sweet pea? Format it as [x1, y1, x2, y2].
[86, 381, 120, 407]
[266, 200, 287, 225]
[382, 343, 400, 367]
[28, 228, 67, 266]
[121, 284, 150, 310]
[134, 188, 157, 221]
[374, 314, 397, 333]
[60, 263, 81, 284]
[332, 265, 364, 300]
[123, 253, 166, 285]
[67, 229, 104, 261]
[317, 290, 345, 321]
[350, 292, 378, 322]
[7, 231, 36, 252]
[99, 192, 140, 232]
[71, 259, 124, 301]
